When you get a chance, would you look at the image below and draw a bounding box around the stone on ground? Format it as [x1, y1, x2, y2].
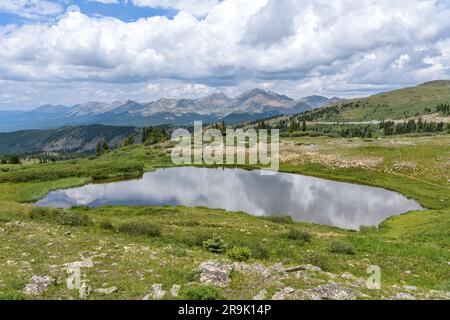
[23, 275, 53, 295]
[198, 261, 232, 287]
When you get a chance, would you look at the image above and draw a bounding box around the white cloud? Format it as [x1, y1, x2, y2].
[0, 0, 450, 109]
[0, 0, 63, 19]
[131, 0, 221, 16]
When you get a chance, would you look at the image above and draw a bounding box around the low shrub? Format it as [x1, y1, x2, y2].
[186, 270, 201, 282]
[54, 210, 89, 226]
[264, 216, 293, 224]
[227, 240, 270, 260]
[166, 247, 187, 257]
[178, 220, 200, 227]
[359, 226, 378, 234]
[191, 232, 211, 247]
[249, 243, 270, 260]
[184, 285, 222, 300]
[302, 253, 334, 272]
[226, 246, 252, 262]
[286, 229, 312, 242]
[99, 220, 115, 230]
[29, 207, 89, 226]
[330, 241, 356, 255]
[202, 235, 226, 253]
[28, 206, 53, 219]
[118, 222, 161, 238]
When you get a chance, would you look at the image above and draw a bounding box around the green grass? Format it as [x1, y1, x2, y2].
[300, 80, 450, 121]
[0, 135, 449, 299]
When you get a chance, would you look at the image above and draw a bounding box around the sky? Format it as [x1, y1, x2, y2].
[0, 0, 450, 110]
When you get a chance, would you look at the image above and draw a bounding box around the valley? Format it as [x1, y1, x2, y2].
[0, 133, 448, 300]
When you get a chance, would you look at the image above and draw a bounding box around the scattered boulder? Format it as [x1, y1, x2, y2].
[285, 264, 322, 273]
[340, 272, 366, 287]
[143, 284, 166, 300]
[253, 289, 267, 300]
[94, 286, 118, 295]
[23, 275, 53, 295]
[170, 284, 181, 297]
[233, 262, 272, 278]
[64, 260, 94, 274]
[403, 285, 418, 292]
[307, 283, 357, 300]
[272, 263, 284, 273]
[198, 261, 232, 287]
[271, 287, 295, 300]
[396, 292, 414, 300]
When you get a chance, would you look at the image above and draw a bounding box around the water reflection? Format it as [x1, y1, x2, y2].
[36, 167, 423, 230]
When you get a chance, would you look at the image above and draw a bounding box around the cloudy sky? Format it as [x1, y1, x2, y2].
[0, 0, 450, 110]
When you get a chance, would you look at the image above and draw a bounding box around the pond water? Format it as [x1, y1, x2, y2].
[36, 167, 423, 230]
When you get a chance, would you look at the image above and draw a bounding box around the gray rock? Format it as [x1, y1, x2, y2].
[341, 272, 366, 287]
[143, 284, 166, 300]
[253, 289, 267, 300]
[403, 285, 418, 292]
[23, 275, 54, 295]
[271, 287, 296, 300]
[170, 284, 181, 297]
[198, 261, 232, 287]
[285, 264, 322, 273]
[307, 283, 357, 300]
[272, 263, 284, 273]
[64, 260, 94, 273]
[94, 286, 118, 295]
[233, 262, 272, 278]
[396, 292, 414, 300]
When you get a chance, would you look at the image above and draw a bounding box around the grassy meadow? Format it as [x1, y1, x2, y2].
[0, 134, 449, 300]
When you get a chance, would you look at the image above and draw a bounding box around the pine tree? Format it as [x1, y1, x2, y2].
[301, 118, 307, 132]
[103, 141, 109, 153]
[95, 142, 102, 156]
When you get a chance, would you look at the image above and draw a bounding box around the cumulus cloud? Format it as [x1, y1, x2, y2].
[0, 0, 450, 108]
[0, 0, 63, 19]
[131, 0, 221, 16]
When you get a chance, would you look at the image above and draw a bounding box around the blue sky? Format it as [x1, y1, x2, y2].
[0, 0, 449, 110]
[0, 1, 177, 25]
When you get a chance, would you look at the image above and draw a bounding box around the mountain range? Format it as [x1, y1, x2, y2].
[0, 89, 341, 132]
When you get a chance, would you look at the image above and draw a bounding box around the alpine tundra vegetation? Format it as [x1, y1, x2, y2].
[0, 132, 449, 300]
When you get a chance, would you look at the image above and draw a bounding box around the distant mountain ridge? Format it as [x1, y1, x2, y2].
[0, 124, 141, 154]
[278, 80, 450, 122]
[0, 89, 339, 132]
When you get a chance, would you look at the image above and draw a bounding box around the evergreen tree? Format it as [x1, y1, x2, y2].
[102, 141, 109, 153]
[123, 135, 135, 146]
[301, 118, 307, 132]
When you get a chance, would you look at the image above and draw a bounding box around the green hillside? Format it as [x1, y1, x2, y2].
[0, 124, 141, 155]
[300, 80, 450, 121]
